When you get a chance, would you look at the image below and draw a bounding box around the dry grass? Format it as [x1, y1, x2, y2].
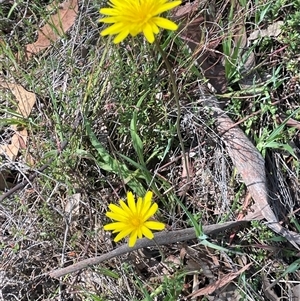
[0, 0, 300, 300]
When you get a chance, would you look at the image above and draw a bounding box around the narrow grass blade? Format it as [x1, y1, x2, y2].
[85, 117, 145, 195]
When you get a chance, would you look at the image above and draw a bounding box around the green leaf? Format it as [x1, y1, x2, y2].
[96, 267, 119, 279]
[130, 91, 149, 165]
[85, 117, 145, 195]
[173, 195, 204, 238]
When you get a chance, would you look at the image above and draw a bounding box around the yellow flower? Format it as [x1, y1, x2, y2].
[99, 0, 181, 44]
[104, 191, 165, 247]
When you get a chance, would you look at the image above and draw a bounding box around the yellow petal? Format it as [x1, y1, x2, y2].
[108, 203, 129, 217]
[101, 23, 124, 36]
[104, 221, 128, 231]
[141, 226, 154, 239]
[127, 191, 137, 214]
[142, 202, 158, 221]
[143, 23, 155, 43]
[103, 191, 163, 247]
[128, 230, 138, 247]
[114, 30, 129, 43]
[149, 21, 159, 35]
[129, 26, 140, 37]
[144, 220, 165, 230]
[136, 196, 143, 215]
[119, 200, 132, 215]
[137, 226, 143, 239]
[100, 8, 120, 16]
[99, 17, 120, 24]
[114, 228, 134, 242]
[99, 0, 181, 44]
[152, 1, 182, 15]
[153, 17, 178, 31]
[144, 191, 153, 205]
[110, 0, 124, 7]
[106, 211, 128, 222]
[140, 193, 153, 218]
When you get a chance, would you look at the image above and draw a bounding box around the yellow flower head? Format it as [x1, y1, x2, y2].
[99, 0, 182, 44]
[104, 191, 165, 247]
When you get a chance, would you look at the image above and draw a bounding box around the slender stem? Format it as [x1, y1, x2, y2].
[155, 39, 190, 186]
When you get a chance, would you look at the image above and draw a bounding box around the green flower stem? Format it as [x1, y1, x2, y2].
[153, 238, 166, 262]
[155, 39, 190, 186]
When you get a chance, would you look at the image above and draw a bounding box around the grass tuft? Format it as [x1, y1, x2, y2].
[0, 0, 299, 300]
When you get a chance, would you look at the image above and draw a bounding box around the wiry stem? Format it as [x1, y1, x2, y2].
[155, 39, 190, 187]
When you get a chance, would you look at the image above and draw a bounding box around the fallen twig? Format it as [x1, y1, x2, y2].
[50, 219, 249, 278]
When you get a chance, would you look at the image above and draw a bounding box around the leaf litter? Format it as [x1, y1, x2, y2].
[174, 0, 300, 249]
[0, 0, 300, 300]
[0, 0, 79, 188]
[25, 0, 79, 58]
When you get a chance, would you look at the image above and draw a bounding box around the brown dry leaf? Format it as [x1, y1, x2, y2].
[25, 0, 78, 57]
[0, 81, 36, 160]
[0, 81, 36, 118]
[187, 263, 252, 298]
[17, 128, 28, 149]
[1, 132, 20, 161]
[64, 193, 81, 224]
[249, 21, 284, 41]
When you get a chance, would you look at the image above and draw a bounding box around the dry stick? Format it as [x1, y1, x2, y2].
[0, 140, 69, 202]
[203, 96, 300, 249]
[49, 219, 249, 278]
